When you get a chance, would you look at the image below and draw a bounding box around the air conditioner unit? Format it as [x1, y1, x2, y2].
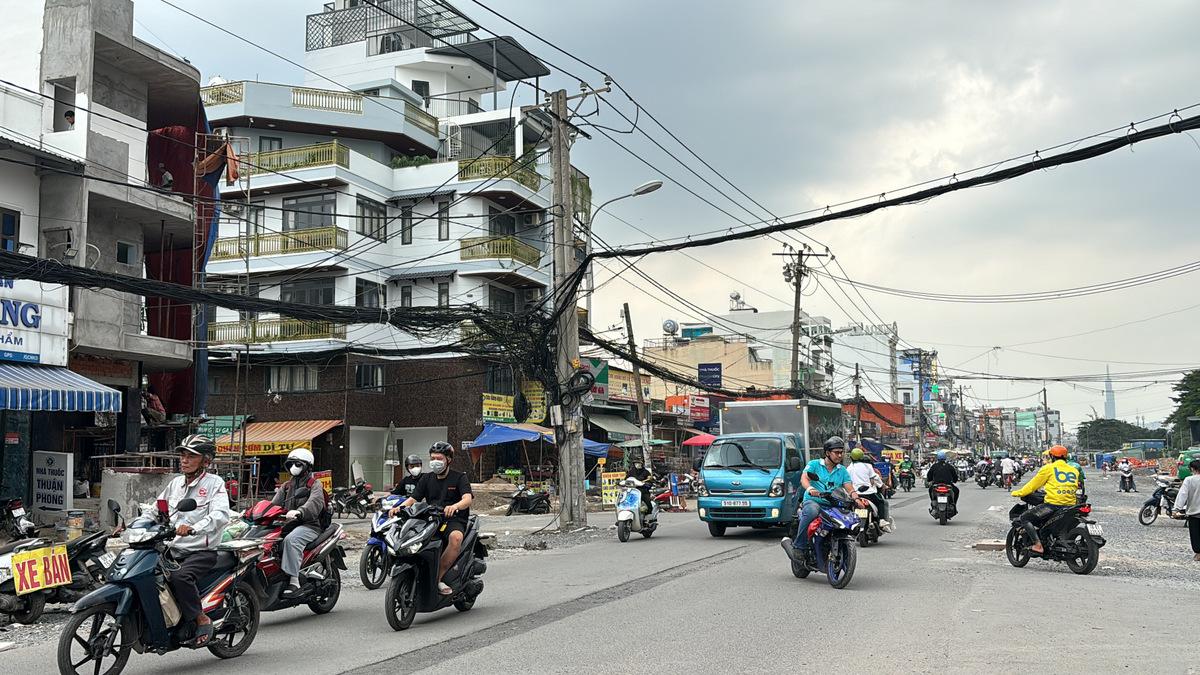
[224, 202, 244, 214]
[522, 213, 535, 226]
[521, 288, 543, 302]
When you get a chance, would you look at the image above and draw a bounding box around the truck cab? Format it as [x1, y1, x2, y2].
[694, 432, 806, 537]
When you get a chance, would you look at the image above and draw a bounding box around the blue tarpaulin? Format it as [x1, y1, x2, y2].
[470, 423, 610, 457]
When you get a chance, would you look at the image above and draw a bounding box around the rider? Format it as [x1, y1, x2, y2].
[1066, 452, 1086, 496]
[393, 442, 473, 595]
[156, 434, 231, 647]
[1117, 456, 1136, 492]
[872, 453, 894, 496]
[926, 451, 961, 508]
[848, 448, 893, 532]
[954, 456, 969, 479]
[390, 454, 424, 498]
[271, 447, 330, 599]
[1010, 445, 1081, 554]
[625, 458, 655, 513]
[782, 436, 867, 561]
[999, 455, 1018, 488]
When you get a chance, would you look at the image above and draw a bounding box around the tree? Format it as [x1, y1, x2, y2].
[1075, 418, 1166, 451]
[1165, 370, 1200, 446]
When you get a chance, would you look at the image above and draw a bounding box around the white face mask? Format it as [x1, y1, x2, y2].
[289, 464, 304, 477]
[408, 467, 421, 477]
[429, 460, 447, 474]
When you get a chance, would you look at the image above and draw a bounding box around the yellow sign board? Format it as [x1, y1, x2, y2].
[601, 471, 625, 506]
[219, 439, 310, 456]
[11, 544, 72, 595]
[482, 382, 548, 424]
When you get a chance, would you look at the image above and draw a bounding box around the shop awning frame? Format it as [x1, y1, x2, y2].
[587, 413, 642, 440]
[0, 363, 122, 412]
[216, 419, 342, 454]
[469, 422, 610, 457]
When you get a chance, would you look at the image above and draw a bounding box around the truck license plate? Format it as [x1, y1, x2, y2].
[721, 500, 750, 507]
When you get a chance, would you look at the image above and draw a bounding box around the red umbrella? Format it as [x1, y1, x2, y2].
[682, 433, 716, 447]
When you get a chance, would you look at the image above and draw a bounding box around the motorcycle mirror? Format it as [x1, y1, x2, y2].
[787, 456, 803, 472]
[107, 499, 121, 514]
[176, 498, 198, 513]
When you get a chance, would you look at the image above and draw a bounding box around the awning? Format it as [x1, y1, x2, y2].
[0, 364, 122, 412]
[387, 267, 457, 282]
[388, 187, 456, 203]
[682, 433, 716, 447]
[616, 439, 671, 448]
[470, 422, 609, 457]
[587, 414, 642, 441]
[429, 36, 551, 81]
[216, 419, 341, 456]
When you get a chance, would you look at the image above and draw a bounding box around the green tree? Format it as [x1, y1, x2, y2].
[1075, 418, 1166, 450]
[1165, 370, 1200, 447]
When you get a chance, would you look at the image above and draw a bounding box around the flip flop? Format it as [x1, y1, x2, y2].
[188, 623, 214, 648]
[438, 582, 453, 596]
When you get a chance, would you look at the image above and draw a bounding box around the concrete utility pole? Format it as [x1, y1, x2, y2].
[1042, 385, 1050, 449]
[853, 363, 863, 440]
[623, 302, 651, 467]
[776, 246, 828, 393]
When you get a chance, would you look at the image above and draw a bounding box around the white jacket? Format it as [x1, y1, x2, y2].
[1172, 474, 1200, 517]
[847, 462, 881, 495]
[150, 471, 231, 552]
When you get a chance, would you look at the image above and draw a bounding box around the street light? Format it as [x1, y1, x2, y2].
[632, 180, 663, 196]
[580, 178, 664, 322]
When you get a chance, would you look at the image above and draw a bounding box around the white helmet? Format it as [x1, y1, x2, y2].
[286, 447, 315, 467]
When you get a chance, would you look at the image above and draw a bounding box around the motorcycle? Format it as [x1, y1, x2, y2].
[2, 497, 39, 541]
[237, 500, 346, 614]
[781, 485, 861, 589]
[999, 472, 1016, 490]
[976, 471, 993, 490]
[929, 483, 957, 525]
[1138, 476, 1180, 526]
[360, 495, 403, 590]
[332, 479, 374, 519]
[615, 477, 659, 542]
[1005, 494, 1105, 575]
[898, 470, 915, 492]
[1118, 466, 1136, 493]
[505, 484, 551, 516]
[853, 487, 883, 547]
[0, 527, 113, 624]
[57, 498, 264, 675]
[381, 503, 487, 631]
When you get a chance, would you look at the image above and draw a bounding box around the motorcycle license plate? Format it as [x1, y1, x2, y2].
[854, 508, 869, 518]
[721, 500, 750, 507]
[1086, 523, 1103, 537]
[98, 551, 117, 569]
[937, 496, 949, 503]
[10, 507, 24, 518]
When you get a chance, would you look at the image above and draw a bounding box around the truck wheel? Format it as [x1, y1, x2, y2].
[707, 522, 726, 538]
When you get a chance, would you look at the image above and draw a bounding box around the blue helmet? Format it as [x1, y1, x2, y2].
[936, 451, 948, 461]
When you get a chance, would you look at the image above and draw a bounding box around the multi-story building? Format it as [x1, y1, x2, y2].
[641, 334, 775, 400]
[201, 0, 587, 487]
[0, 0, 205, 509]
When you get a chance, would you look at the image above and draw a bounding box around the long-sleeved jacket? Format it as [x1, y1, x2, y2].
[1012, 460, 1080, 506]
[271, 473, 326, 525]
[1172, 474, 1200, 517]
[153, 471, 231, 552]
[926, 461, 959, 485]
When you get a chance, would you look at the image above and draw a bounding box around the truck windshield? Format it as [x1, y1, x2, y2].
[704, 438, 782, 470]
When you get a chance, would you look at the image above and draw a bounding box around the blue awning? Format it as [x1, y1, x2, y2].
[470, 422, 610, 457]
[0, 364, 123, 412]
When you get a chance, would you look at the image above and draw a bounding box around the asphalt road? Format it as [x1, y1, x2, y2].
[5, 483, 1197, 674]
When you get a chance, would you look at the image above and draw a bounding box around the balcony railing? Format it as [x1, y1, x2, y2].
[208, 317, 347, 344]
[200, 82, 244, 106]
[245, 141, 349, 176]
[458, 155, 541, 192]
[210, 226, 349, 261]
[292, 86, 362, 114]
[403, 102, 439, 137]
[460, 236, 541, 266]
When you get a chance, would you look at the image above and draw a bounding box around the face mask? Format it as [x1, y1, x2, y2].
[408, 467, 421, 477]
[289, 464, 304, 477]
[429, 460, 446, 474]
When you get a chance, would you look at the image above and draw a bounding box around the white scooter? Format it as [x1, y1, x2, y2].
[615, 478, 658, 542]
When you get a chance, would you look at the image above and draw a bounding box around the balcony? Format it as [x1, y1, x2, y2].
[210, 226, 349, 261]
[458, 156, 541, 192]
[208, 317, 347, 344]
[245, 141, 349, 176]
[201, 81, 244, 106]
[460, 236, 541, 266]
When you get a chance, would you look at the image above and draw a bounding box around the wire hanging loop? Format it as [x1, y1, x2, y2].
[1168, 109, 1183, 133]
[1126, 122, 1138, 152]
[948, 173, 958, 185]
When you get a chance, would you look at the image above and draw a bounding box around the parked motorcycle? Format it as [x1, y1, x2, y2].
[0, 528, 113, 624]
[853, 487, 883, 547]
[1138, 476, 1180, 526]
[930, 483, 957, 525]
[381, 503, 487, 631]
[505, 484, 551, 516]
[237, 500, 346, 614]
[2, 497, 39, 541]
[57, 499, 264, 675]
[360, 495, 403, 589]
[332, 479, 374, 519]
[1005, 494, 1105, 575]
[1118, 466, 1136, 493]
[976, 471, 993, 490]
[781, 485, 861, 589]
[615, 477, 659, 542]
[898, 470, 915, 492]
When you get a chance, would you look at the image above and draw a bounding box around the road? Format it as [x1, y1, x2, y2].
[4, 482, 1197, 674]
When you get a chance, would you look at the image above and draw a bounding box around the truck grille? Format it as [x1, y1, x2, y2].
[709, 489, 767, 495]
[711, 507, 767, 519]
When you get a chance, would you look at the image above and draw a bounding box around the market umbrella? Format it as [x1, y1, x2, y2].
[682, 433, 716, 447]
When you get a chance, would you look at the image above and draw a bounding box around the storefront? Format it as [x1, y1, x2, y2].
[214, 419, 345, 490]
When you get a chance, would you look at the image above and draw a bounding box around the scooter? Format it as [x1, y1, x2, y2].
[57, 498, 264, 675]
[360, 495, 403, 589]
[780, 484, 862, 589]
[930, 483, 957, 525]
[1118, 466, 1136, 493]
[505, 484, 551, 516]
[0, 529, 113, 624]
[381, 503, 487, 631]
[615, 478, 658, 542]
[1138, 475, 1180, 526]
[237, 500, 347, 614]
[332, 479, 374, 519]
[2, 497, 38, 541]
[976, 471, 993, 490]
[898, 470, 915, 492]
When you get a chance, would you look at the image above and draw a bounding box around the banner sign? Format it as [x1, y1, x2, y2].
[580, 358, 609, 400]
[31, 451, 73, 515]
[12, 544, 72, 595]
[698, 363, 722, 388]
[1016, 411, 1037, 428]
[601, 471, 625, 506]
[0, 278, 69, 366]
[481, 382, 548, 424]
[221, 440, 309, 457]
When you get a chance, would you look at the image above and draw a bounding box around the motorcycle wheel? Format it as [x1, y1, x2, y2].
[1065, 531, 1100, 575]
[505, 502, 516, 516]
[453, 596, 476, 612]
[938, 510, 948, 526]
[208, 582, 260, 659]
[616, 521, 630, 543]
[1005, 527, 1030, 568]
[1137, 505, 1159, 527]
[791, 559, 810, 578]
[532, 501, 550, 515]
[308, 560, 341, 614]
[384, 571, 418, 631]
[707, 522, 726, 538]
[359, 545, 387, 590]
[857, 527, 871, 548]
[352, 503, 368, 519]
[826, 539, 857, 589]
[12, 591, 45, 624]
[56, 602, 130, 675]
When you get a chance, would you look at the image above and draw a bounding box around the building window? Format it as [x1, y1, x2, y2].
[246, 201, 266, 236]
[400, 206, 413, 245]
[485, 363, 515, 396]
[411, 80, 430, 99]
[356, 196, 387, 241]
[259, 136, 282, 152]
[437, 282, 450, 307]
[488, 285, 516, 314]
[281, 278, 335, 306]
[283, 193, 336, 231]
[400, 285, 412, 307]
[902, 392, 912, 405]
[116, 241, 137, 265]
[206, 372, 222, 395]
[239, 282, 260, 322]
[488, 206, 516, 237]
[1, 209, 20, 252]
[355, 279, 385, 308]
[437, 201, 450, 240]
[355, 364, 383, 393]
[268, 365, 319, 393]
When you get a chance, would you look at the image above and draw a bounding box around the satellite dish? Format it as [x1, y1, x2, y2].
[662, 319, 679, 335]
[729, 291, 741, 301]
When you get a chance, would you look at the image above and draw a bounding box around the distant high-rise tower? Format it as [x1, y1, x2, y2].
[1103, 366, 1116, 419]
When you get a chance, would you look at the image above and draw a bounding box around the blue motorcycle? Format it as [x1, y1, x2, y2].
[781, 487, 862, 589]
[360, 495, 403, 590]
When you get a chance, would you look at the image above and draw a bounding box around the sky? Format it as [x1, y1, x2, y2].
[129, 0, 1200, 431]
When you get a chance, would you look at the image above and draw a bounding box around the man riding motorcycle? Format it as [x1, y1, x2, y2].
[848, 448, 893, 532]
[270, 447, 331, 599]
[1010, 445, 1081, 555]
[783, 436, 868, 560]
[390, 454, 424, 498]
[625, 459, 655, 514]
[926, 451, 961, 508]
[392, 442, 473, 596]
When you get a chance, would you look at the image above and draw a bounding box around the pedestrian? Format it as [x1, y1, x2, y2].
[1171, 458, 1200, 561]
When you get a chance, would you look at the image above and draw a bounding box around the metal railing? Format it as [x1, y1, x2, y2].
[208, 317, 347, 344]
[292, 86, 363, 114]
[460, 236, 541, 266]
[245, 141, 349, 176]
[404, 102, 439, 137]
[457, 156, 541, 192]
[200, 82, 244, 106]
[210, 226, 349, 261]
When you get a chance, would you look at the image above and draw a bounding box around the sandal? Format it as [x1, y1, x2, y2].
[188, 622, 214, 648]
[438, 582, 453, 596]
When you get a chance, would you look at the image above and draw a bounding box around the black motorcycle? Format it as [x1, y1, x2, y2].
[1005, 494, 1105, 575]
[1, 528, 112, 624]
[1138, 476, 1180, 526]
[929, 483, 957, 525]
[2, 496, 38, 541]
[332, 479, 374, 519]
[1118, 467, 1136, 493]
[505, 484, 550, 516]
[382, 503, 487, 631]
[897, 470, 915, 492]
[853, 487, 883, 547]
[976, 471, 993, 490]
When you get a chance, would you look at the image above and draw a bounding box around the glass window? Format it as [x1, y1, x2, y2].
[703, 437, 783, 469]
[259, 136, 282, 152]
[488, 206, 516, 237]
[486, 363, 515, 395]
[116, 241, 137, 265]
[400, 206, 413, 245]
[488, 285, 516, 314]
[269, 365, 319, 393]
[437, 201, 450, 241]
[400, 285, 412, 308]
[411, 80, 430, 99]
[355, 364, 383, 393]
[437, 282, 449, 307]
[902, 392, 912, 405]
[0, 209, 18, 252]
[246, 201, 266, 236]
[282, 193, 335, 231]
[281, 278, 335, 306]
[356, 196, 387, 241]
[355, 279, 385, 308]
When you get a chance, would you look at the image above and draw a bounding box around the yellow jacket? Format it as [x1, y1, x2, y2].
[1012, 460, 1081, 506]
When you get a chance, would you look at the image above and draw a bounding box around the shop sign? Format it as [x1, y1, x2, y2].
[608, 368, 649, 403]
[0, 278, 68, 367]
[11, 544, 72, 595]
[601, 471, 625, 506]
[31, 451, 73, 516]
[698, 363, 722, 388]
[579, 358, 608, 400]
[219, 440, 310, 456]
[688, 395, 711, 422]
[481, 382, 547, 424]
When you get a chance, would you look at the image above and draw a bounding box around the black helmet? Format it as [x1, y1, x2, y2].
[405, 454, 423, 468]
[177, 434, 216, 459]
[430, 441, 454, 460]
[823, 436, 846, 453]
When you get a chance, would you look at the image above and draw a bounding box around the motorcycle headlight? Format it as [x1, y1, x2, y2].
[696, 480, 709, 497]
[768, 477, 785, 497]
[406, 542, 423, 555]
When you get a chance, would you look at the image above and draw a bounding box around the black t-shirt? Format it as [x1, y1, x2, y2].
[391, 474, 421, 497]
[626, 467, 651, 482]
[412, 469, 473, 522]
